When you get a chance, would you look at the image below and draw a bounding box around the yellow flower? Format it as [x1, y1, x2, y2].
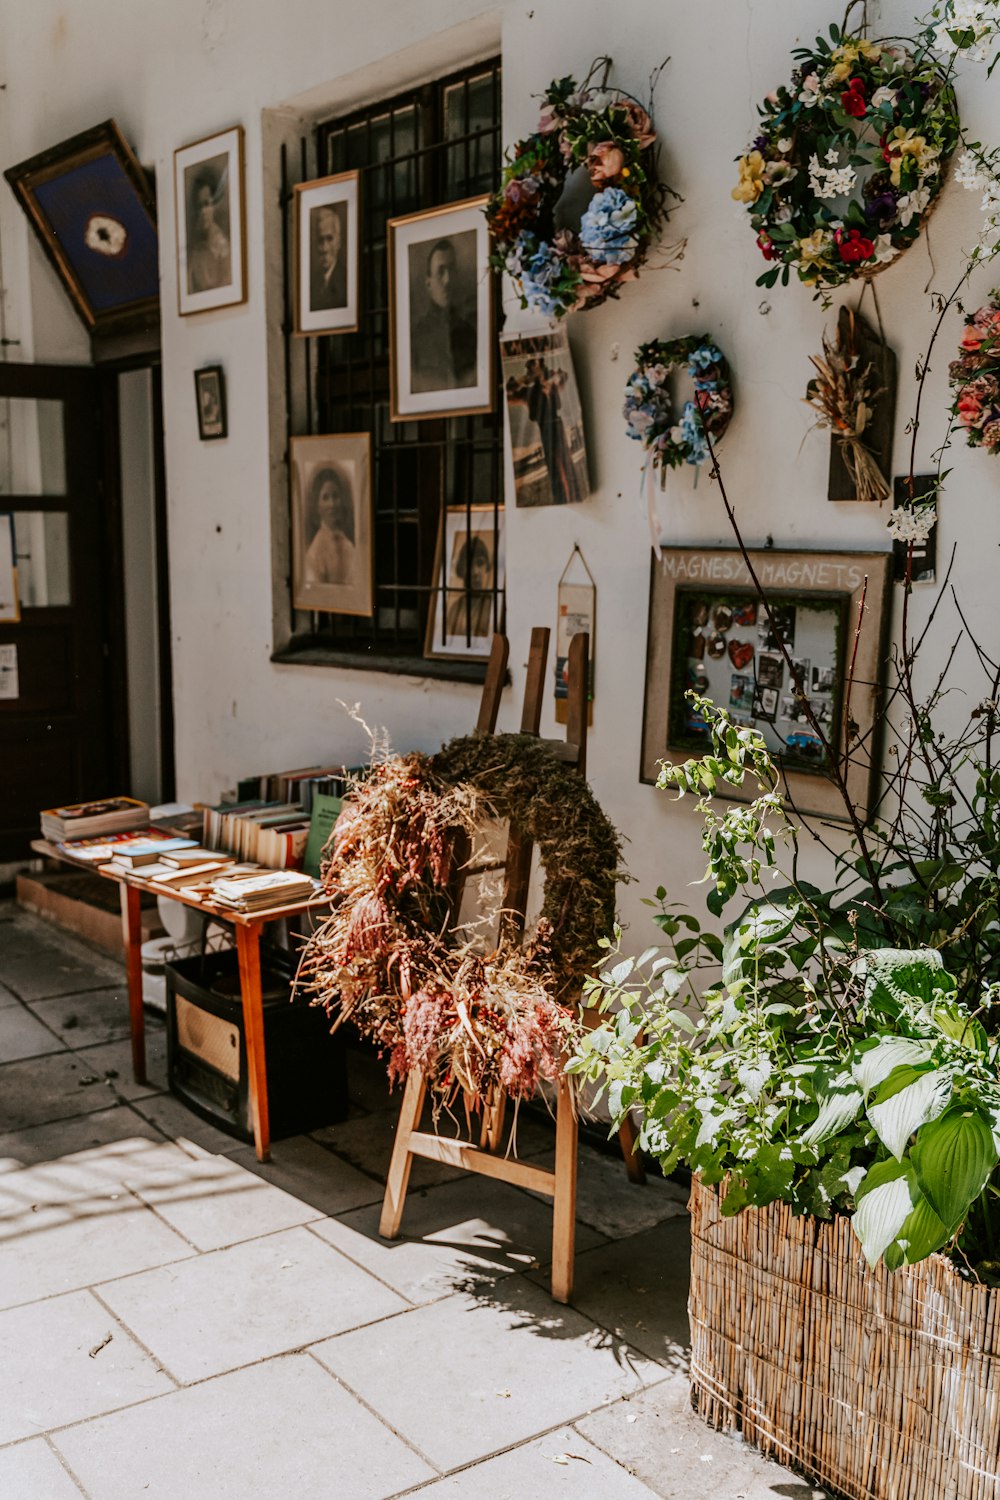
[827, 38, 880, 82]
[797, 229, 830, 275]
[885, 127, 928, 187]
[732, 151, 766, 204]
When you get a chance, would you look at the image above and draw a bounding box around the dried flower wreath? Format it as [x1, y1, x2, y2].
[297, 734, 623, 1110]
[623, 335, 734, 475]
[949, 290, 1000, 454]
[487, 59, 674, 319]
[804, 308, 890, 502]
[734, 23, 959, 294]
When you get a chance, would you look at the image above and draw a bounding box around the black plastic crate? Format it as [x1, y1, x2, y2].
[165, 948, 347, 1143]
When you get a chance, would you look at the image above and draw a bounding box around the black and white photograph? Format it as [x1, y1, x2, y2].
[194, 366, 227, 440]
[290, 433, 373, 617]
[500, 328, 590, 507]
[174, 126, 246, 315]
[424, 505, 505, 660]
[388, 196, 493, 422]
[293, 170, 360, 336]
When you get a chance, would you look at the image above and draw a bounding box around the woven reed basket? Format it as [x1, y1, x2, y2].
[688, 1177, 1000, 1500]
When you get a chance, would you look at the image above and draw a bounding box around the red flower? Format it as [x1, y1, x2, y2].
[834, 227, 874, 264]
[841, 78, 867, 117]
[756, 231, 779, 261]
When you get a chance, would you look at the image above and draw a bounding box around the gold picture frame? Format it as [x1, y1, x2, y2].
[424, 504, 505, 661]
[290, 433, 374, 618]
[293, 169, 361, 337]
[640, 547, 893, 823]
[174, 125, 247, 316]
[388, 195, 494, 423]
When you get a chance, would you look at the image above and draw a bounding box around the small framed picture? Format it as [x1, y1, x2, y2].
[290, 433, 373, 617]
[174, 125, 246, 315]
[194, 366, 227, 440]
[293, 171, 360, 336]
[424, 505, 505, 661]
[500, 327, 590, 506]
[388, 196, 494, 423]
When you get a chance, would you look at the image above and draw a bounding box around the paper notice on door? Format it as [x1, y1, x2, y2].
[0, 644, 18, 700]
[0, 515, 19, 623]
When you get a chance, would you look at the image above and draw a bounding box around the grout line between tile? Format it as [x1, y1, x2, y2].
[302, 1350, 443, 1477]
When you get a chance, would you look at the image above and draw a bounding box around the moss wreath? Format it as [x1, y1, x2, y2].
[298, 733, 624, 1109]
[733, 23, 959, 294]
[486, 60, 672, 320]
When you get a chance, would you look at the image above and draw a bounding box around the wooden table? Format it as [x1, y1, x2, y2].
[30, 839, 329, 1162]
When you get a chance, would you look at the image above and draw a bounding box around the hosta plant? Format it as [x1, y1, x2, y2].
[569, 700, 1000, 1275]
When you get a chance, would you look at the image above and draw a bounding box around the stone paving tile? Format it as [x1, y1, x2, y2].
[224, 1133, 384, 1216]
[575, 1383, 830, 1500]
[127, 1153, 324, 1252]
[29, 986, 131, 1048]
[413, 1425, 663, 1497]
[0, 1439, 85, 1497]
[0, 1049, 142, 1132]
[69, 1026, 169, 1100]
[313, 1278, 662, 1472]
[313, 1173, 604, 1306]
[0, 1104, 168, 1170]
[97, 1223, 409, 1383]
[0, 1288, 175, 1444]
[0, 979, 23, 1008]
[0, 1001, 69, 1061]
[0, 929, 124, 1002]
[0, 1138, 201, 1218]
[52, 1354, 435, 1500]
[312, 1105, 470, 1192]
[127, 1088, 252, 1156]
[531, 1215, 691, 1369]
[527, 1149, 689, 1241]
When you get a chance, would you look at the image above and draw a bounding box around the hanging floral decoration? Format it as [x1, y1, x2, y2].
[623, 336, 734, 473]
[733, 24, 960, 293]
[486, 61, 674, 319]
[949, 290, 1000, 453]
[804, 309, 891, 502]
[296, 735, 623, 1110]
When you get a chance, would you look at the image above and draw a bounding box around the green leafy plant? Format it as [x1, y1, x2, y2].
[569, 701, 1000, 1274]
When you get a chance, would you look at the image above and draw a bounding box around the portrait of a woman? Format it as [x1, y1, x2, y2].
[185, 159, 232, 295]
[304, 464, 355, 587]
[445, 533, 494, 638]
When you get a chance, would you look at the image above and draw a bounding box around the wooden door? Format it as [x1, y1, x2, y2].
[0, 363, 126, 861]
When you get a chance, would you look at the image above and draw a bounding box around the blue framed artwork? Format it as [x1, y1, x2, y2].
[4, 119, 158, 337]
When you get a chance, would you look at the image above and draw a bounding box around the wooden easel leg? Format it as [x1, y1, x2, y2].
[551, 1075, 578, 1304]
[119, 881, 146, 1085]
[618, 1112, 647, 1185]
[487, 1092, 507, 1153]
[379, 1070, 427, 1240]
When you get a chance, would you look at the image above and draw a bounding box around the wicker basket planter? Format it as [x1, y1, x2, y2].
[688, 1177, 1000, 1500]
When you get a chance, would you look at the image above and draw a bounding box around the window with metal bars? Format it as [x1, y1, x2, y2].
[278, 58, 503, 679]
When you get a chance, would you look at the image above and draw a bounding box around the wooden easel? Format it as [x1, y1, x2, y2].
[378, 626, 641, 1303]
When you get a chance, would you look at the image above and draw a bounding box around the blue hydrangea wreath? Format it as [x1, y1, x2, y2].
[624, 336, 734, 473]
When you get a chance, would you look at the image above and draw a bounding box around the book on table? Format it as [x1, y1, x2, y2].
[41, 796, 149, 842]
[210, 869, 318, 911]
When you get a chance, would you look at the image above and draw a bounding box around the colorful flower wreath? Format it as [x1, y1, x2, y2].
[623, 336, 734, 472]
[949, 291, 1000, 453]
[733, 26, 960, 293]
[487, 63, 670, 319]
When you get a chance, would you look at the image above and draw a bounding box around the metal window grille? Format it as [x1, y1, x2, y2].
[280, 59, 503, 671]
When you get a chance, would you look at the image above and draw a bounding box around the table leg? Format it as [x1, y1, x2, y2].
[551, 1074, 578, 1304]
[235, 921, 271, 1162]
[119, 881, 146, 1085]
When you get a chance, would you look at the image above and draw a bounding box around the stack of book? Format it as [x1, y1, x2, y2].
[210, 869, 318, 912]
[41, 796, 149, 843]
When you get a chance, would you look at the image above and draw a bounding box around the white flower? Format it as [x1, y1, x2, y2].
[897, 186, 931, 227]
[669, 425, 684, 444]
[871, 85, 897, 109]
[887, 506, 936, 543]
[777, 137, 792, 152]
[871, 234, 898, 265]
[930, 1, 1000, 61]
[798, 73, 821, 105]
[809, 154, 857, 200]
[956, 150, 986, 191]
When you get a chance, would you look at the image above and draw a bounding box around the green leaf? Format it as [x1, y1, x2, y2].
[853, 1158, 915, 1268]
[801, 1073, 864, 1147]
[883, 1190, 950, 1271]
[911, 1107, 998, 1230]
[852, 1037, 934, 1095]
[867, 1067, 953, 1161]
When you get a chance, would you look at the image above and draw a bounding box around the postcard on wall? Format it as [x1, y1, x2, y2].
[500, 327, 589, 507]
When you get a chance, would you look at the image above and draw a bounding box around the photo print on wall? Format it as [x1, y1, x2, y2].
[500, 326, 590, 506]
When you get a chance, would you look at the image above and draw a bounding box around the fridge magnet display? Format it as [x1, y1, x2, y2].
[949, 291, 1000, 454]
[641, 547, 892, 822]
[4, 119, 159, 337]
[424, 505, 505, 661]
[555, 546, 595, 726]
[290, 433, 373, 617]
[194, 366, 227, 440]
[500, 328, 589, 506]
[734, 26, 959, 293]
[293, 170, 360, 336]
[487, 61, 675, 319]
[174, 125, 246, 315]
[388, 196, 494, 422]
[804, 306, 896, 502]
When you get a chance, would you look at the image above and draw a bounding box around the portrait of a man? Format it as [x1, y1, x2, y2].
[184, 155, 232, 295]
[309, 201, 348, 312]
[408, 232, 477, 394]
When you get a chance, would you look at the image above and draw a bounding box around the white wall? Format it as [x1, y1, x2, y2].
[2, 0, 998, 944]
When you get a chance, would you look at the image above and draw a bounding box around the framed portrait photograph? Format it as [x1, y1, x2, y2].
[174, 125, 246, 316]
[640, 548, 892, 822]
[290, 433, 373, 617]
[424, 505, 505, 661]
[388, 196, 494, 423]
[500, 328, 590, 506]
[4, 119, 158, 337]
[293, 170, 360, 336]
[194, 366, 227, 440]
